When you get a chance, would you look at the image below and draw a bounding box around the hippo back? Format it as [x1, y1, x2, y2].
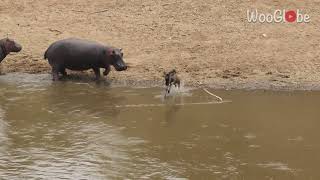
[44, 38, 109, 70]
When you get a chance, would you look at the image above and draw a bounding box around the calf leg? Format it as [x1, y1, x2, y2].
[167, 83, 173, 93]
[174, 81, 180, 88]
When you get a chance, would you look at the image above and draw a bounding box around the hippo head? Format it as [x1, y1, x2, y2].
[109, 48, 127, 71]
[3, 38, 22, 54]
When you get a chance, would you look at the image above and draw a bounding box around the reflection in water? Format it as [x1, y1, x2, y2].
[0, 107, 9, 156]
[0, 73, 319, 179]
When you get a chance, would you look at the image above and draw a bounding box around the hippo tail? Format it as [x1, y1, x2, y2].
[44, 48, 48, 60]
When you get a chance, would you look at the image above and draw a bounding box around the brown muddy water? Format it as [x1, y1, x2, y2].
[0, 73, 319, 180]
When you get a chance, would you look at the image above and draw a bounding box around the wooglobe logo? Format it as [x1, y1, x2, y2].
[247, 9, 310, 23]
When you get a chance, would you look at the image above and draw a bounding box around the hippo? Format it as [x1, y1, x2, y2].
[0, 38, 22, 63]
[164, 69, 180, 95]
[44, 38, 127, 81]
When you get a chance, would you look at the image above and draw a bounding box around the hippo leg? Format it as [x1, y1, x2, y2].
[51, 67, 59, 81]
[92, 68, 101, 80]
[59, 67, 67, 77]
[103, 66, 111, 76]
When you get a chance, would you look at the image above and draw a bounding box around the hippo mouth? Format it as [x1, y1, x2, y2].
[113, 62, 127, 71]
[13, 44, 22, 52]
[114, 65, 127, 71]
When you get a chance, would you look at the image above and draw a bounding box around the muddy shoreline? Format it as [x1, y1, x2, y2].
[1, 1, 320, 91]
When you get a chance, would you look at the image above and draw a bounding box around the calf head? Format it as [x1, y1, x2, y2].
[108, 48, 127, 71]
[164, 69, 177, 86]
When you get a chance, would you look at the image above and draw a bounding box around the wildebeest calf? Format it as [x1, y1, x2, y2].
[0, 38, 22, 63]
[164, 69, 180, 94]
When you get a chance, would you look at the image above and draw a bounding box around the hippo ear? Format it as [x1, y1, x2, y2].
[119, 48, 122, 51]
[163, 71, 167, 77]
[105, 49, 114, 56]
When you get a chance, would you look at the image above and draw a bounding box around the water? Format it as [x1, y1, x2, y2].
[0, 73, 319, 179]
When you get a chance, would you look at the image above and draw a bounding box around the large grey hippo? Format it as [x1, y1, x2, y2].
[0, 38, 22, 63]
[44, 38, 127, 81]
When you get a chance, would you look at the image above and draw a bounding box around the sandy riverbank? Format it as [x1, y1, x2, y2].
[0, 0, 320, 90]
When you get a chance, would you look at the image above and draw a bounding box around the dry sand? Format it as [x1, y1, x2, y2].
[0, 0, 320, 90]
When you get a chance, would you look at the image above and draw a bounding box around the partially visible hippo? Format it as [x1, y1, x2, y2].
[44, 38, 127, 81]
[0, 38, 22, 63]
